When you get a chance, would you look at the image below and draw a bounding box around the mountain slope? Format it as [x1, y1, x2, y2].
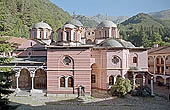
[75, 14, 129, 27]
[121, 13, 164, 28]
[120, 13, 170, 47]
[0, 0, 70, 38]
[149, 9, 170, 20]
[75, 15, 99, 27]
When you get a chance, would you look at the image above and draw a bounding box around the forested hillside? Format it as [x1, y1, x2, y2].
[119, 13, 170, 47]
[149, 9, 170, 20]
[0, 0, 70, 38]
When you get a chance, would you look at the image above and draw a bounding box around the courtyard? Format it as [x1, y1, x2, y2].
[8, 93, 170, 110]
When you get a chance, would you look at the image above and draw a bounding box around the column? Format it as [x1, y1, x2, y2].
[15, 73, 20, 92]
[142, 74, 146, 86]
[114, 76, 116, 84]
[151, 76, 154, 96]
[133, 73, 136, 87]
[30, 71, 35, 92]
[109, 28, 112, 37]
[163, 56, 166, 75]
[154, 56, 156, 74]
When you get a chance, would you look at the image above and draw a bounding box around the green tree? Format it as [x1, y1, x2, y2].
[110, 78, 132, 97]
[0, 37, 14, 110]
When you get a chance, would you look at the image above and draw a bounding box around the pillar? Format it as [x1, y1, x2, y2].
[109, 28, 112, 37]
[30, 71, 35, 92]
[164, 78, 167, 85]
[15, 73, 20, 92]
[114, 76, 116, 84]
[142, 74, 146, 86]
[153, 56, 156, 74]
[133, 73, 136, 86]
[163, 56, 166, 75]
[151, 76, 154, 96]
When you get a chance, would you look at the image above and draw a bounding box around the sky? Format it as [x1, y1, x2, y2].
[50, 0, 170, 17]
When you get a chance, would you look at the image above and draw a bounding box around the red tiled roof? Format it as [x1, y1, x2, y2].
[148, 46, 170, 54]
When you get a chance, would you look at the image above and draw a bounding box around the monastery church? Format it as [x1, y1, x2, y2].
[2, 19, 149, 96]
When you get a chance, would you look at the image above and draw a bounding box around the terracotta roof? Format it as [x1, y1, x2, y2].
[7, 37, 27, 46]
[148, 46, 170, 54]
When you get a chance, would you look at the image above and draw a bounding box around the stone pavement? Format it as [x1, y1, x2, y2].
[8, 93, 170, 110]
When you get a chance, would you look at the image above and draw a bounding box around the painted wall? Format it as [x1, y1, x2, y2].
[47, 48, 92, 94]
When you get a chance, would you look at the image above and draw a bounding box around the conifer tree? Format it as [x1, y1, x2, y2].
[0, 37, 15, 110]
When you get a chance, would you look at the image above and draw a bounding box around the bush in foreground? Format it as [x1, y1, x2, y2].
[110, 78, 132, 97]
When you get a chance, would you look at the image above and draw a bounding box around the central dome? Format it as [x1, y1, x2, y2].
[65, 19, 83, 27]
[97, 20, 117, 28]
[99, 38, 135, 48]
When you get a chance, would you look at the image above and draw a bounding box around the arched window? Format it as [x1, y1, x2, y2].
[109, 76, 114, 85]
[104, 30, 107, 38]
[91, 74, 96, 83]
[68, 77, 74, 87]
[133, 57, 137, 63]
[60, 77, 65, 87]
[60, 32, 63, 41]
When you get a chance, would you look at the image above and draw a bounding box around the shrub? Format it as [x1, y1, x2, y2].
[110, 78, 132, 97]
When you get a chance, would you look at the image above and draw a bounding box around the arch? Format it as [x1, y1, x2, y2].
[60, 76, 65, 87]
[34, 68, 47, 89]
[109, 76, 114, 85]
[166, 77, 170, 84]
[133, 53, 138, 66]
[156, 76, 164, 83]
[68, 76, 74, 87]
[135, 74, 143, 86]
[86, 39, 93, 44]
[165, 55, 170, 75]
[18, 68, 31, 90]
[148, 56, 154, 73]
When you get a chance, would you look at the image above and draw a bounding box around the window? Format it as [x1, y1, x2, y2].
[40, 31, 42, 38]
[166, 66, 168, 69]
[112, 56, 119, 64]
[133, 57, 137, 63]
[88, 32, 90, 35]
[109, 76, 114, 85]
[104, 30, 107, 38]
[60, 32, 63, 41]
[91, 74, 96, 83]
[157, 58, 159, 64]
[161, 58, 164, 64]
[92, 32, 94, 34]
[46, 31, 48, 39]
[66, 31, 70, 41]
[60, 77, 65, 87]
[63, 56, 72, 65]
[166, 57, 168, 60]
[68, 77, 74, 87]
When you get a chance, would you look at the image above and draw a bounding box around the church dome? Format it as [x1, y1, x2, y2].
[33, 21, 52, 30]
[99, 38, 135, 48]
[97, 20, 117, 28]
[99, 38, 123, 47]
[65, 19, 83, 27]
[63, 23, 76, 29]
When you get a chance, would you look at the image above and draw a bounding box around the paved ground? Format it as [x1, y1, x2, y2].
[9, 93, 170, 110]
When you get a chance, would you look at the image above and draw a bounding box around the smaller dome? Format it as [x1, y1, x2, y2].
[99, 38, 123, 47]
[33, 21, 52, 30]
[97, 20, 117, 28]
[65, 19, 83, 27]
[63, 23, 76, 29]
